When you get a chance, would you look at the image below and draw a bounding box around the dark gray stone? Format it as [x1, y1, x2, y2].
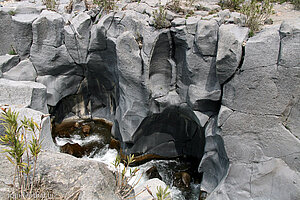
[216, 24, 248, 84]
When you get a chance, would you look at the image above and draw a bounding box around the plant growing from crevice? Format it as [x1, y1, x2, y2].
[8, 45, 17, 55]
[291, 0, 300, 9]
[0, 107, 43, 199]
[93, 0, 119, 13]
[8, 10, 16, 16]
[241, 0, 273, 35]
[166, 0, 182, 13]
[152, 2, 171, 29]
[112, 154, 143, 199]
[42, 0, 58, 11]
[219, 0, 245, 11]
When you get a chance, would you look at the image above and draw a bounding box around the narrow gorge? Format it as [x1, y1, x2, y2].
[0, 0, 299, 199]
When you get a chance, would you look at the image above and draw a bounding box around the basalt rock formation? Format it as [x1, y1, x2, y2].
[0, 0, 299, 199]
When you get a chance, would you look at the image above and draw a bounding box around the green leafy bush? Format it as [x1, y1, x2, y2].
[241, 0, 273, 35]
[0, 108, 42, 198]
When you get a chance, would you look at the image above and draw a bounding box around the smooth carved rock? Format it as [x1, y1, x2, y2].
[0, 79, 48, 113]
[207, 158, 300, 200]
[221, 111, 300, 171]
[198, 116, 229, 193]
[36, 75, 83, 106]
[216, 24, 248, 84]
[195, 19, 218, 56]
[124, 105, 205, 160]
[3, 59, 37, 81]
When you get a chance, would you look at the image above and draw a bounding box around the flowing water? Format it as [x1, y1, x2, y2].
[53, 119, 201, 199]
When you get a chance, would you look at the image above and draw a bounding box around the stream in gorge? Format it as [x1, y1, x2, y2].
[52, 119, 202, 199]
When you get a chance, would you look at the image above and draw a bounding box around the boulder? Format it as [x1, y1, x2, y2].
[0, 145, 119, 200]
[0, 78, 47, 113]
[216, 24, 248, 84]
[0, 54, 19, 73]
[3, 59, 37, 81]
[134, 178, 171, 200]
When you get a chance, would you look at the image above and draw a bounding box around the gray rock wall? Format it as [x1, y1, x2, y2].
[0, 1, 299, 199]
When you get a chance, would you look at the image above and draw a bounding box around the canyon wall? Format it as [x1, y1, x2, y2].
[0, 0, 299, 199]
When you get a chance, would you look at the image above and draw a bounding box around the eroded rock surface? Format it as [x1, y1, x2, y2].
[0, 0, 299, 199]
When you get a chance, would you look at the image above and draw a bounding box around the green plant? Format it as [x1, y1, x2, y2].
[93, 0, 118, 13]
[42, 0, 58, 11]
[166, 0, 182, 13]
[291, 0, 300, 9]
[152, 2, 171, 29]
[219, 0, 245, 10]
[241, 0, 273, 34]
[8, 45, 17, 55]
[0, 107, 42, 198]
[156, 186, 171, 200]
[8, 10, 16, 16]
[112, 154, 143, 199]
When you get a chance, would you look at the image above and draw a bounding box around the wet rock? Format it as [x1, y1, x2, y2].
[82, 124, 91, 134]
[174, 172, 191, 188]
[109, 138, 120, 150]
[146, 166, 162, 180]
[61, 143, 85, 158]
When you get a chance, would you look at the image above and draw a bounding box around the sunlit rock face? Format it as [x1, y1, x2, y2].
[0, 1, 299, 199]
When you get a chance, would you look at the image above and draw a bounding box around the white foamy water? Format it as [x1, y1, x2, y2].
[55, 135, 103, 146]
[88, 145, 197, 200]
